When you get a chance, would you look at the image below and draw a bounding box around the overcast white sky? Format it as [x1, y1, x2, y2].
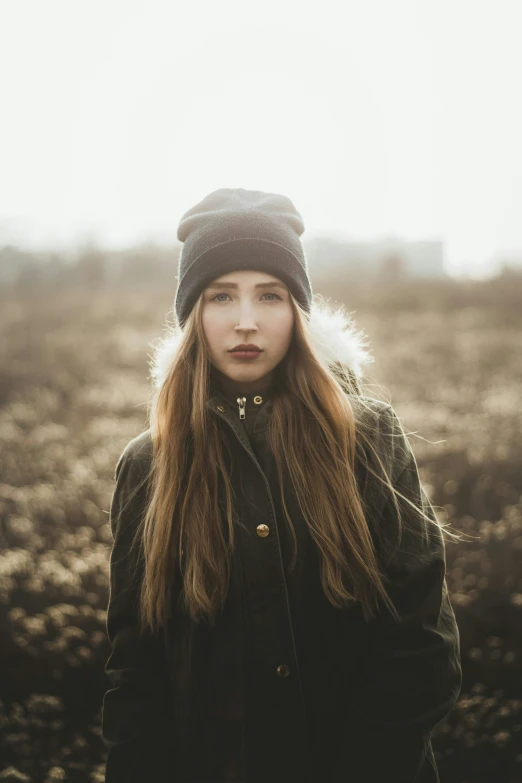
[1, 0, 520, 278]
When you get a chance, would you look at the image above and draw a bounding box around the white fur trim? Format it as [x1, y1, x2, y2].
[307, 300, 374, 379]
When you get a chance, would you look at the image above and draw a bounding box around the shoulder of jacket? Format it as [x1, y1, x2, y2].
[349, 395, 414, 480]
[114, 428, 153, 480]
[347, 394, 391, 432]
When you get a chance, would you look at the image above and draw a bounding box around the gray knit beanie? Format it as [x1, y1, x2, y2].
[174, 187, 313, 328]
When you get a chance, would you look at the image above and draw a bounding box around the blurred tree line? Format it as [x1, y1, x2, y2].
[1, 239, 522, 299]
[0, 241, 182, 291]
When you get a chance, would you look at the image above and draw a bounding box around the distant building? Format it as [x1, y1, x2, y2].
[302, 234, 447, 280]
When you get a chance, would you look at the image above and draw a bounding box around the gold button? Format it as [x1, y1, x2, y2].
[277, 664, 290, 677]
[217, 405, 225, 412]
[256, 524, 269, 538]
[253, 395, 263, 404]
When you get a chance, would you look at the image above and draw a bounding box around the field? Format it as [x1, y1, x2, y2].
[1, 274, 521, 782]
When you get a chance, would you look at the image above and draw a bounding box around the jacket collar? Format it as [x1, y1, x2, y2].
[212, 388, 271, 414]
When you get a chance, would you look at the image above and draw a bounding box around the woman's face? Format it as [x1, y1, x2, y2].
[201, 269, 294, 393]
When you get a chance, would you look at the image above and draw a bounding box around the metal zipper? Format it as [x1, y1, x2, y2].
[212, 404, 313, 760]
[237, 396, 246, 419]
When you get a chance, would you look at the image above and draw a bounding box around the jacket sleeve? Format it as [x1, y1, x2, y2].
[332, 406, 462, 782]
[102, 446, 176, 783]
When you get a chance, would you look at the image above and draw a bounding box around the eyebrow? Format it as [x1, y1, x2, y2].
[205, 280, 287, 290]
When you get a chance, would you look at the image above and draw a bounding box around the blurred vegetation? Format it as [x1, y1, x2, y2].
[1, 258, 522, 782]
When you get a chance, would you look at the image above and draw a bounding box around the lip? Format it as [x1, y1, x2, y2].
[230, 350, 262, 360]
[230, 344, 262, 352]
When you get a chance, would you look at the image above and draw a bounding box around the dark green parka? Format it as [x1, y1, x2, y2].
[102, 312, 462, 783]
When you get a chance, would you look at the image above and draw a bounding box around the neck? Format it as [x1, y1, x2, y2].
[211, 368, 275, 404]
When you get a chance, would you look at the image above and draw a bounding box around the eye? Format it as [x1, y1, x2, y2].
[209, 292, 230, 302]
[209, 292, 283, 302]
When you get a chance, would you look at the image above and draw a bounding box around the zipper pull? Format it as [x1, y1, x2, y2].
[237, 396, 246, 420]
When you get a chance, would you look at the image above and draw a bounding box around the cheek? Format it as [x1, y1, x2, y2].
[266, 309, 294, 349]
[201, 312, 225, 353]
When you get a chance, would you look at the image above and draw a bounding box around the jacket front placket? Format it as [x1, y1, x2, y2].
[207, 394, 314, 782]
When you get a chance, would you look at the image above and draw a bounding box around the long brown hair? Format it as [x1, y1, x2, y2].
[124, 292, 462, 635]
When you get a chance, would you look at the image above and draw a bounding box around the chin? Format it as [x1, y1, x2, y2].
[227, 367, 264, 380]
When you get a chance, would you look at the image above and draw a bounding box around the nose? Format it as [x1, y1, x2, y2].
[234, 302, 258, 332]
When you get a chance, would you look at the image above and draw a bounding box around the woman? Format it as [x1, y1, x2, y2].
[101, 188, 462, 783]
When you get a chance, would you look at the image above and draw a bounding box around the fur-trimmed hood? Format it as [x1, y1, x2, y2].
[150, 299, 374, 390]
